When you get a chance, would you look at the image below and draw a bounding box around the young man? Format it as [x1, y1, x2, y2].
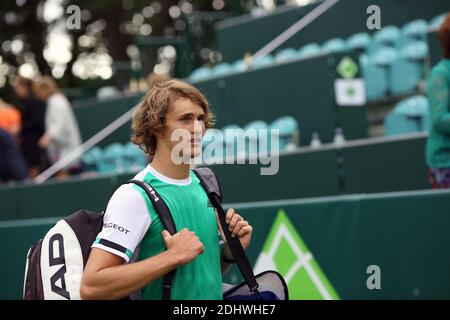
[81, 79, 253, 300]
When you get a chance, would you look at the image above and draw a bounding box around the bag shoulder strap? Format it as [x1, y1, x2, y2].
[192, 167, 260, 293]
[124, 180, 176, 300]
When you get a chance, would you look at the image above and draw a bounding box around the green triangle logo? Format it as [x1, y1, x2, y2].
[337, 56, 358, 79]
[253, 210, 340, 300]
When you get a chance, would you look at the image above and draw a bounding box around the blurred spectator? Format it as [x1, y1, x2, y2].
[426, 13, 450, 189]
[146, 72, 170, 90]
[33, 76, 82, 178]
[0, 128, 28, 184]
[0, 98, 21, 137]
[13, 76, 48, 178]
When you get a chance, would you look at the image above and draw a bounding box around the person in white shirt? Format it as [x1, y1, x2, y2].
[33, 76, 82, 177]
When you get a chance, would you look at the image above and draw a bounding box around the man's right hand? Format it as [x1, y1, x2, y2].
[161, 228, 204, 265]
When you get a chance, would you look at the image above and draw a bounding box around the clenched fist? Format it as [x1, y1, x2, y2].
[162, 228, 204, 266]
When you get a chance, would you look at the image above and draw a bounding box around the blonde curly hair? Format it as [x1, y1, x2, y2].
[131, 79, 215, 156]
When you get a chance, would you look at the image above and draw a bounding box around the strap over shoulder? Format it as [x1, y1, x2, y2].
[192, 167, 222, 203]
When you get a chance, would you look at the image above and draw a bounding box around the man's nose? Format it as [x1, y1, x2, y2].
[193, 120, 203, 134]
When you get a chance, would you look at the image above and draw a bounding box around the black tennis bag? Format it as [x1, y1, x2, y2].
[23, 167, 288, 300]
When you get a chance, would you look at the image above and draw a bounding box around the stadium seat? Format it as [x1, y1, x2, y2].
[360, 54, 389, 100]
[394, 19, 428, 50]
[202, 128, 224, 163]
[402, 19, 429, 40]
[212, 63, 234, 77]
[321, 38, 347, 54]
[373, 25, 401, 46]
[97, 143, 125, 174]
[372, 46, 398, 67]
[429, 13, 447, 31]
[269, 116, 299, 152]
[243, 120, 269, 155]
[372, 47, 399, 96]
[297, 43, 322, 59]
[390, 41, 428, 95]
[251, 54, 274, 69]
[189, 67, 213, 82]
[368, 25, 400, 54]
[232, 59, 247, 72]
[221, 124, 244, 159]
[384, 95, 430, 136]
[274, 48, 299, 63]
[346, 32, 371, 52]
[123, 142, 147, 173]
[81, 146, 103, 172]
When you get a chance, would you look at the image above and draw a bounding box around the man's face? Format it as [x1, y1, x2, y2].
[33, 86, 49, 101]
[159, 97, 205, 162]
[14, 84, 28, 99]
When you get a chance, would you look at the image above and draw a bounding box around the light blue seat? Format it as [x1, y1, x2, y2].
[123, 142, 147, 173]
[373, 25, 401, 46]
[390, 41, 428, 95]
[274, 48, 299, 63]
[429, 13, 447, 30]
[81, 146, 102, 172]
[251, 54, 274, 69]
[202, 128, 224, 163]
[269, 116, 299, 152]
[402, 41, 429, 61]
[402, 19, 428, 40]
[243, 120, 269, 155]
[395, 19, 428, 50]
[371, 47, 398, 67]
[212, 63, 234, 77]
[297, 43, 321, 59]
[221, 125, 244, 159]
[98, 143, 125, 174]
[360, 54, 388, 100]
[371, 47, 399, 95]
[384, 112, 419, 136]
[384, 95, 430, 136]
[346, 32, 371, 52]
[189, 67, 213, 82]
[232, 59, 247, 72]
[321, 38, 347, 54]
[368, 25, 401, 54]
